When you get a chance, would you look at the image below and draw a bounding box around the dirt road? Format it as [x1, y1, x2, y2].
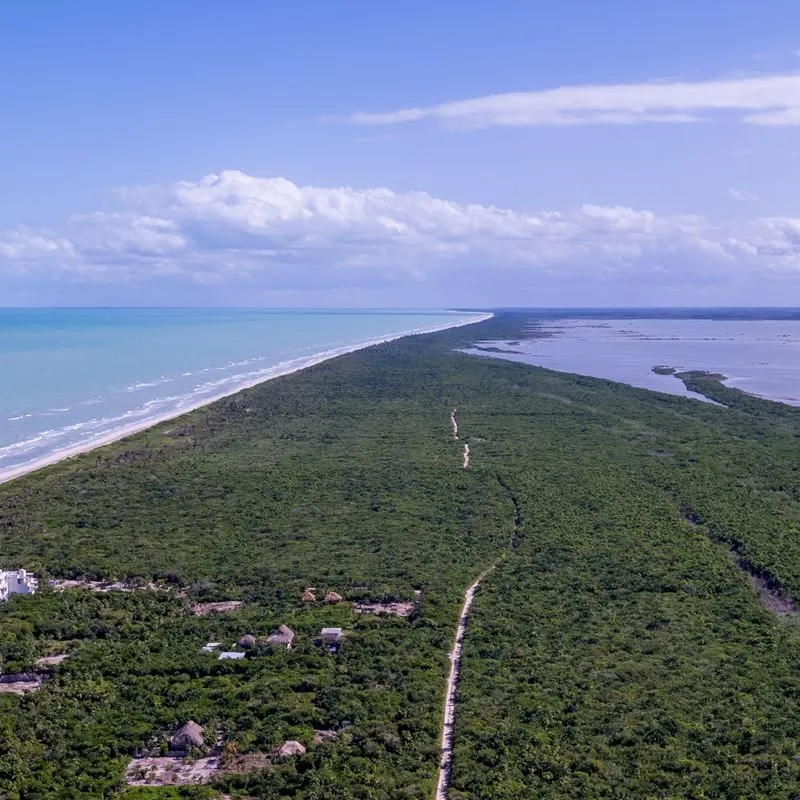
[435, 566, 494, 800]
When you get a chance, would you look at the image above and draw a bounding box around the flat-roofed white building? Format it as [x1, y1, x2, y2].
[320, 627, 342, 644]
[0, 569, 38, 602]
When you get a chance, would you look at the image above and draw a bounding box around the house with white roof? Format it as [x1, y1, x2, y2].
[0, 569, 38, 603]
[320, 627, 343, 650]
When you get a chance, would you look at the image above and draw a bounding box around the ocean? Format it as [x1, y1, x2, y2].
[468, 316, 800, 406]
[0, 308, 487, 482]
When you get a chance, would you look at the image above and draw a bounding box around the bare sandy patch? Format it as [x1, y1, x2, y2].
[126, 756, 220, 786]
[191, 600, 244, 616]
[0, 680, 42, 695]
[35, 654, 70, 666]
[354, 601, 415, 617]
[51, 578, 161, 593]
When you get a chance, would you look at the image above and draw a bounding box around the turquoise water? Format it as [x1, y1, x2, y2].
[0, 308, 485, 480]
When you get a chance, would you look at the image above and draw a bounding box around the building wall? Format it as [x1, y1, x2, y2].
[0, 569, 38, 602]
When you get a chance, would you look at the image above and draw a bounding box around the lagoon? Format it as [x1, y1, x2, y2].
[469, 317, 800, 406]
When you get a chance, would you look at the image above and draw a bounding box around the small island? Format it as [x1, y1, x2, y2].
[651, 365, 677, 375]
[473, 344, 524, 354]
[676, 369, 728, 382]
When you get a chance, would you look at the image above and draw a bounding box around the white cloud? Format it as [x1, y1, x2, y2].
[729, 187, 762, 202]
[743, 107, 800, 125]
[340, 73, 800, 128]
[0, 228, 76, 262]
[3, 170, 800, 303]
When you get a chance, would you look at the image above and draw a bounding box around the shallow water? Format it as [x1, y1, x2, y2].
[0, 308, 484, 480]
[468, 318, 800, 406]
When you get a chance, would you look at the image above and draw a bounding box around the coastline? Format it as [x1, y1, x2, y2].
[0, 312, 492, 487]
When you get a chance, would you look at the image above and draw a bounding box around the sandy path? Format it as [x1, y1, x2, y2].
[450, 408, 459, 439]
[435, 565, 494, 800]
[450, 409, 469, 468]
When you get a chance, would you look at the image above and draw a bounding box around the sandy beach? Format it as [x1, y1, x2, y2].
[0, 312, 492, 486]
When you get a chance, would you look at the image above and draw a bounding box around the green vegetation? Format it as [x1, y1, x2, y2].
[2, 313, 800, 798]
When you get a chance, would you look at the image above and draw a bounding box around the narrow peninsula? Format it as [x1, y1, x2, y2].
[2, 313, 800, 799]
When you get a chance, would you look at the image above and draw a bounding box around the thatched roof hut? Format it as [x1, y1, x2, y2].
[170, 720, 204, 750]
[265, 624, 295, 648]
[302, 589, 316, 603]
[275, 740, 306, 757]
[238, 634, 256, 650]
[324, 591, 343, 604]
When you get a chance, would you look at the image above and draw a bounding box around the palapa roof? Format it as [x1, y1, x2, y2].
[238, 634, 256, 649]
[275, 740, 306, 757]
[265, 624, 295, 646]
[302, 589, 316, 603]
[170, 720, 204, 749]
[324, 591, 343, 603]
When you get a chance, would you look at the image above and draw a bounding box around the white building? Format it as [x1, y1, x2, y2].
[320, 627, 342, 644]
[0, 569, 38, 603]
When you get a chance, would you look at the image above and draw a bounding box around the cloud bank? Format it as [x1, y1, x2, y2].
[2, 170, 800, 305]
[341, 73, 800, 128]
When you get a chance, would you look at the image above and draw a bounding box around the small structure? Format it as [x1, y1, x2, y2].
[0, 569, 38, 603]
[202, 642, 222, 653]
[170, 720, 204, 752]
[324, 591, 343, 604]
[320, 627, 342, 645]
[274, 740, 306, 758]
[302, 589, 316, 603]
[265, 624, 295, 649]
[238, 634, 256, 650]
[218, 651, 246, 660]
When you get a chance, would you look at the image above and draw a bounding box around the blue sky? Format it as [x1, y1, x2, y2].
[3, 1, 800, 307]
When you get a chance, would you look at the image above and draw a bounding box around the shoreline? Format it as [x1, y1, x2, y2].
[0, 312, 492, 487]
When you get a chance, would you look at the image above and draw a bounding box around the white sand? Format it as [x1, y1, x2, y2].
[0, 312, 493, 486]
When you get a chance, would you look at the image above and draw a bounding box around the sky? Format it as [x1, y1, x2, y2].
[3, 1, 800, 307]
